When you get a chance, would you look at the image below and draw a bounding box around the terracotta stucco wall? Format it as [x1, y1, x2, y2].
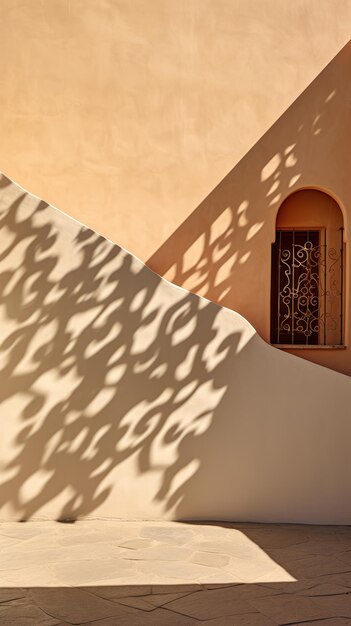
[149, 43, 351, 375]
[1, 176, 351, 523]
[0, 0, 349, 260]
[1, 1, 351, 374]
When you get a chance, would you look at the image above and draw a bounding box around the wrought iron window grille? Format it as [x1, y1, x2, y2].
[271, 227, 344, 347]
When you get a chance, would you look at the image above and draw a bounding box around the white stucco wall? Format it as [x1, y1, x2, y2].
[1, 175, 351, 523]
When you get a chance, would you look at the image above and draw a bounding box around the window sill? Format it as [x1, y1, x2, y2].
[272, 344, 347, 350]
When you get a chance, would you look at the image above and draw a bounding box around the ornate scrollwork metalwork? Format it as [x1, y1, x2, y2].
[274, 230, 343, 345]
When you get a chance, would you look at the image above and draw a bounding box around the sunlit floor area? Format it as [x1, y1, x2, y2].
[0, 521, 351, 625]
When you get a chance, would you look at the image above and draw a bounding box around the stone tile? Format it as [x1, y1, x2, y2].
[85, 607, 198, 625]
[197, 572, 244, 584]
[251, 594, 331, 624]
[0, 589, 27, 603]
[312, 594, 351, 618]
[0, 597, 29, 608]
[290, 539, 351, 556]
[0, 602, 61, 626]
[151, 584, 201, 594]
[190, 538, 257, 557]
[287, 555, 351, 579]
[262, 546, 308, 563]
[254, 579, 319, 595]
[210, 583, 282, 601]
[299, 617, 350, 626]
[145, 591, 195, 607]
[225, 556, 288, 583]
[118, 538, 155, 550]
[190, 551, 230, 568]
[0, 524, 54, 540]
[135, 559, 220, 580]
[200, 582, 236, 590]
[165, 586, 255, 620]
[335, 550, 351, 565]
[0, 537, 23, 552]
[1, 521, 351, 623]
[115, 596, 156, 611]
[52, 558, 135, 585]
[0, 543, 116, 570]
[300, 582, 351, 596]
[240, 527, 312, 549]
[140, 525, 194, 544]
[109, 575, 177, 585]
[57, 531, 109, 546]
[319, 572, 351, 588]
[0, 566, 55, 587]
[201, 614, 278, 626]
[29, 587, 132, 624]
[123, 545, 189, 561]
[89, 527, 141, 543]
[252, 570, 297, 584]
[186, 524, 240, 539]
[84, 585, 152, 600]
[0, 551, 56, 571]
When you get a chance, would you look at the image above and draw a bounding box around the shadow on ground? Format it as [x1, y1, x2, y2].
[0, 521, 351, 625]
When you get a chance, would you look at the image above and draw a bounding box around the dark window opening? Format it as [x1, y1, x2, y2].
[271, 229, 344, 346]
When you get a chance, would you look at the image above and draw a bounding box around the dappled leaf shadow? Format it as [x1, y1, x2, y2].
[0, 179, 244, 519]
[147, 42, 351, 366]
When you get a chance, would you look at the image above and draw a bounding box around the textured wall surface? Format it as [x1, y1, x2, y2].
[1, 175, 351, 523]
[1, 2, 350, 374]
[0, 0, 350, 260]
[149, 43, 351, 374]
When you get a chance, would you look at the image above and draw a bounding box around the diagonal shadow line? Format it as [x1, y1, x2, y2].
[146, 41, 351, 350]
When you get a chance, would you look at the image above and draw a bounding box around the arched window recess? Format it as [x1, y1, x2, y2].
[271, 189, 345, 347]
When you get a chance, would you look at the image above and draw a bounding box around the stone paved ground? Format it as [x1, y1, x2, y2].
[0, 521, 351, 625]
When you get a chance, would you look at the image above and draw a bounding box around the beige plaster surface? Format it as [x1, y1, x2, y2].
[0, 520, 351, 624]
[2, 175, 351, 523]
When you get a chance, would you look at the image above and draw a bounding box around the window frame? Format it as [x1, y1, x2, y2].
[270, 226, 345, 348]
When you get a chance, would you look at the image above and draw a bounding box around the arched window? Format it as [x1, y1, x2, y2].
[271, 189, 345, 346]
